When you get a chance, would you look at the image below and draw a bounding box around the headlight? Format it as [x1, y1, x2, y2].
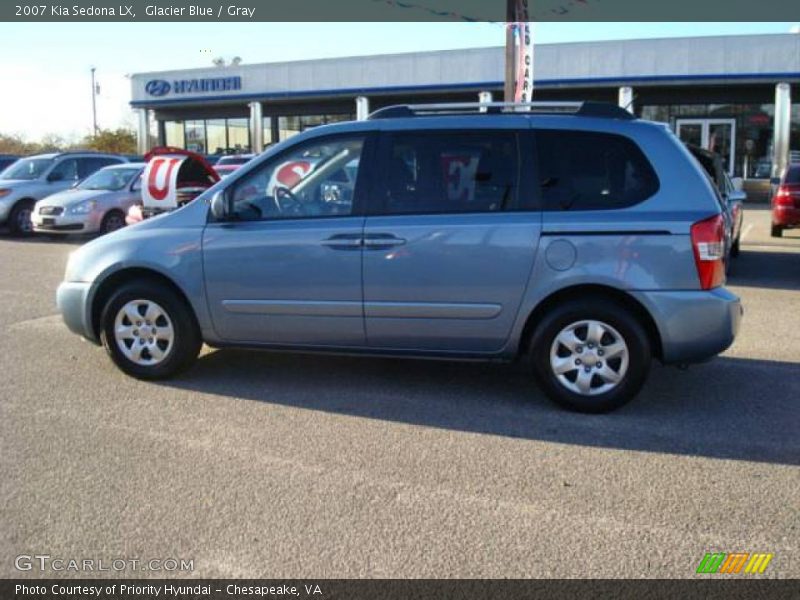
[0, 189, 11, 198]
[68, 200, 96, 215]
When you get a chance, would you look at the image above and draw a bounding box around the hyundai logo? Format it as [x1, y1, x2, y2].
[145, 79, 171, 97]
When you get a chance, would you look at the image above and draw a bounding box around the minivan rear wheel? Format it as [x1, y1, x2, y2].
[771, 224, 783, 238]
[100, 281, 201, 379]
[529, 298, 651, 413]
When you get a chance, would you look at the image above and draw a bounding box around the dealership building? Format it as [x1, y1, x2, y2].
[130, 33, 799, 179]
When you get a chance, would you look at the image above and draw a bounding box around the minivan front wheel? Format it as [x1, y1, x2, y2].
[100, 281, 201, 379]
[529, 299, 651, 413]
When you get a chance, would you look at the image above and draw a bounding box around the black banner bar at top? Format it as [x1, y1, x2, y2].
[2, 0, 800, 22]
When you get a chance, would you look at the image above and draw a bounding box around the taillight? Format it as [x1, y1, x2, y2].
[691, 214, 726, 290]
[773, 185, 797, 208]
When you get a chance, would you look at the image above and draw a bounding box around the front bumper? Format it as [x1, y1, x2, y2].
[31, 210, 100, 234]
[56, 281, 99, 344]
[632, 288, 742, 364]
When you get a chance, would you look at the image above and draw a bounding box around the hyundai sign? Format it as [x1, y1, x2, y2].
[145, 76, 242, 97]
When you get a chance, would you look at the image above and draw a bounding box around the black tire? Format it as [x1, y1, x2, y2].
[8, 199, 35, 236]
[770, 224, 783, 238]
[99, 280, 201, 379]
[99, 210, 126, 235]
[529, 298, 652, 413]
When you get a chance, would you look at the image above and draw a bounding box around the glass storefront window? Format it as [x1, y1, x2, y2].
[185, 120, 206, 154]
[157, 112, 368, 154]
[262, 116, 274, 149]
[276, 114, 355, 142]
[227, 118, 250, 153]
[207, 119, 227, 156]
[279, 115, 302, 141]
[639, 103, 778, 178]
[164, 121, 184, 148]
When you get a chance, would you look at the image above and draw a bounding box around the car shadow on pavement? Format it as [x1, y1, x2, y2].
[729, 248, 800, 291]
[163, 349, 800, 466]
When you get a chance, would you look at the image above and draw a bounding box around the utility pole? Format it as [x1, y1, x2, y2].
[504, 0, 516, 102]
[90, 67, 98, 134]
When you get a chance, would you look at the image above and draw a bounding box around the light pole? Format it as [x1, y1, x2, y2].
[90, 67, 98, 134]
[504, 0, 515, 102]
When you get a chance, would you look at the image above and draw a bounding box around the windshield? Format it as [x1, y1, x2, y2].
[77, 167, 141, 191]
[0, 158, 54, 180]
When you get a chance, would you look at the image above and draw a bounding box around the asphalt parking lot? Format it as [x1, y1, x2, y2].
[1, 205, 798, 579]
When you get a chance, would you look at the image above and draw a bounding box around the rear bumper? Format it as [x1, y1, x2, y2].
[632, 288, 742, 364]
[772, 206, 800, 227]
[56, 281, 99, 344]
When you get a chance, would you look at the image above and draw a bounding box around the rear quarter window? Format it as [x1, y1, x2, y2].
[535, 129, 660, 211]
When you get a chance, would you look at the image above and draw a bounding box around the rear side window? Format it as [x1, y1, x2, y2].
[535, 130, 659, 211]
[378, 132, 519, 215]
[786, 166, 800, 184]
[79, 157, 122, 178]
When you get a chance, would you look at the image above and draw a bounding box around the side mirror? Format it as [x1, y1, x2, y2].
[770, 177, 781, 185]
[210, 190, 229, 221]
[731, 177, 743, 192]
[47, 171, 64, 182]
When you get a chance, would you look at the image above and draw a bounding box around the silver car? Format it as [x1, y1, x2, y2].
[32, 163, 144, 236]
[0, 152, 127, 235]
[56, 102, 742, 413]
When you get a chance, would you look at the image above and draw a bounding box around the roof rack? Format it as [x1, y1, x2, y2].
[368, 101, 635, 121]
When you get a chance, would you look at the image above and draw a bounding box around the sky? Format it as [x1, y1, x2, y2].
[0, 21, 797, 141]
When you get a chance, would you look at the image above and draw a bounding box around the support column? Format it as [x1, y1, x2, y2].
[773, 82, 791, 180]
[356, 96, 370, 121]
[249, 101, 264, 153]
[478, 91, 493, 112]
[618, 86, 634, 114]
[136, 108, 150, 155]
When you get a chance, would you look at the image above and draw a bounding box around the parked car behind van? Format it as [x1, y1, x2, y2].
[686, 144, 746, 259]
[0, 152, 127, 235]
[56, 102, 742, 413]
[771, 163, 800, 237]
[213, 153, 256, 178]
[31, 163, 144, 236]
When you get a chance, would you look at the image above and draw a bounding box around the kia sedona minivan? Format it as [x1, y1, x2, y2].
[57, 102, 742, 413]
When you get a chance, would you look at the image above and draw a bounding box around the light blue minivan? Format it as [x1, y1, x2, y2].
[57, 102, 742, 412]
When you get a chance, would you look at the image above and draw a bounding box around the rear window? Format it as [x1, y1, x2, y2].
[786, 165, 800, 185]
[535, 130, 659, 211]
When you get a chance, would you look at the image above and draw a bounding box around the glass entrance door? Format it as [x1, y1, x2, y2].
[676, 119, 736, 176]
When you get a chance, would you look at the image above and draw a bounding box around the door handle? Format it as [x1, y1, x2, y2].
[363, 234, 406, 248]
[321, 234, 363, 249]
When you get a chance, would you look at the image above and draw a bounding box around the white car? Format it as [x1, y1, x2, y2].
[32, 163, 144, 236]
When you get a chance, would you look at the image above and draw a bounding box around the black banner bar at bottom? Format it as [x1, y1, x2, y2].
[2, 579, 799, 600]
